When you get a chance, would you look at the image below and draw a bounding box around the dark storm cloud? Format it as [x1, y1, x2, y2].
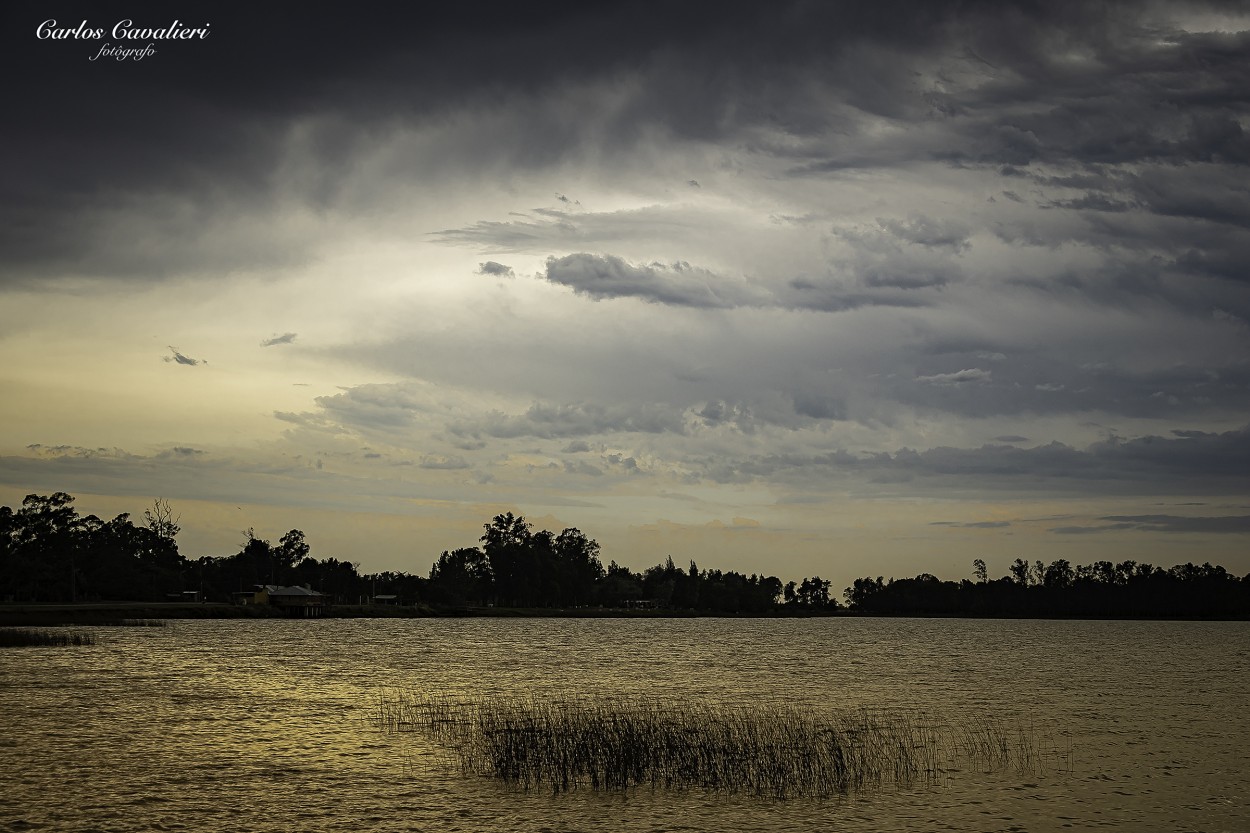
[261, 333, 298, 347]
[887, 352, 1250, 421]
[699, 426, 1250, 494]
[940, 35, 1250, 170]
[10, 0, 1247, 289]
[2, 0, 930, 281]
[904, 427, 1250, 488]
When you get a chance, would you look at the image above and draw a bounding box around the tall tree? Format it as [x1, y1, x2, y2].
[481, 513, 534, 606]
[554, 527, 603, 607]
[276, 529, 310, 576]
[15, 492, 83, 602]
[429, 547, 493, 605]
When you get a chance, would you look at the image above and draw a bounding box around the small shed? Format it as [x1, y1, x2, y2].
[245, 584, 331, 617]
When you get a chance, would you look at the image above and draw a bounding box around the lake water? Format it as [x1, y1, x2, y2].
[1, 617, 1246, 832]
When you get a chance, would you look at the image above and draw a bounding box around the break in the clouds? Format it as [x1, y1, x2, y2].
[3, 0, 1249, 584]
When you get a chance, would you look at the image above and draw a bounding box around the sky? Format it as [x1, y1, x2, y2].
[3, 0, 1250, 590]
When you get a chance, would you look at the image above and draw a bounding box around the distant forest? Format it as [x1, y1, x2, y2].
[2, 492, 1248, 618]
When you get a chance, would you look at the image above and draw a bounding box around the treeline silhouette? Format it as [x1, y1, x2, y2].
[2, 493, 1247, 617]
[845, 557, 1250, 618]
[0, 494, 817, 613]
[426, 512, 802, 613]
[0, 493, 408, 605]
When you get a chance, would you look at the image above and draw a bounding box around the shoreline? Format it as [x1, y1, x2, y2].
[1, 602, 1246, 625]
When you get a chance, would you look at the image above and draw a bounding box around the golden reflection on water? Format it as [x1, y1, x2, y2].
[0, 618, 1247, 832]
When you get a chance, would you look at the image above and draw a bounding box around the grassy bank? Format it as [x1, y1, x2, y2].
[372, 693, 1041, 798]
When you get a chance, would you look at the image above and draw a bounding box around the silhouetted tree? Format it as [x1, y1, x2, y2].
[597, 561, 643, 607]
[0, 493, 192, 602]
[481, 513, 535, 607]
[428, 547, 493, 605]
[554, 528, 603, 606]
[1043, 558, 1074, 589]
[844, 576, 885, 608]
[276, 529, 310, 575]
[14, 492, 84, 602]
[144, 498, 180, 545]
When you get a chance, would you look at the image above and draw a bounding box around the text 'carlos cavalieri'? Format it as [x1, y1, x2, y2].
[37, 19, 211, 61]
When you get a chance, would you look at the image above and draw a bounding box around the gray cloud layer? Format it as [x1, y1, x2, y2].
[7, 1, 1249, 293]
[695, 426, 1250, 495]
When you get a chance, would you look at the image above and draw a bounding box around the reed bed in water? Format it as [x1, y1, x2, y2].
[372, 692, 1040, 798]
[0, 627, 96, 647]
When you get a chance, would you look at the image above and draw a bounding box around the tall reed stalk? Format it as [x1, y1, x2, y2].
[371, 692, 1041, 798]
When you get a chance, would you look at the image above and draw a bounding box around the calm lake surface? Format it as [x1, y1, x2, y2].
[1, 617, 1246, 832]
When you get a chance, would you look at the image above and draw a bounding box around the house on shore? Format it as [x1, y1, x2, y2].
[238, 584, 331, 617]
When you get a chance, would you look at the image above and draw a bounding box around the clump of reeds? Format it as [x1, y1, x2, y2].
[0, 628, 96, 647]
[370, 692, 1041, 798]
